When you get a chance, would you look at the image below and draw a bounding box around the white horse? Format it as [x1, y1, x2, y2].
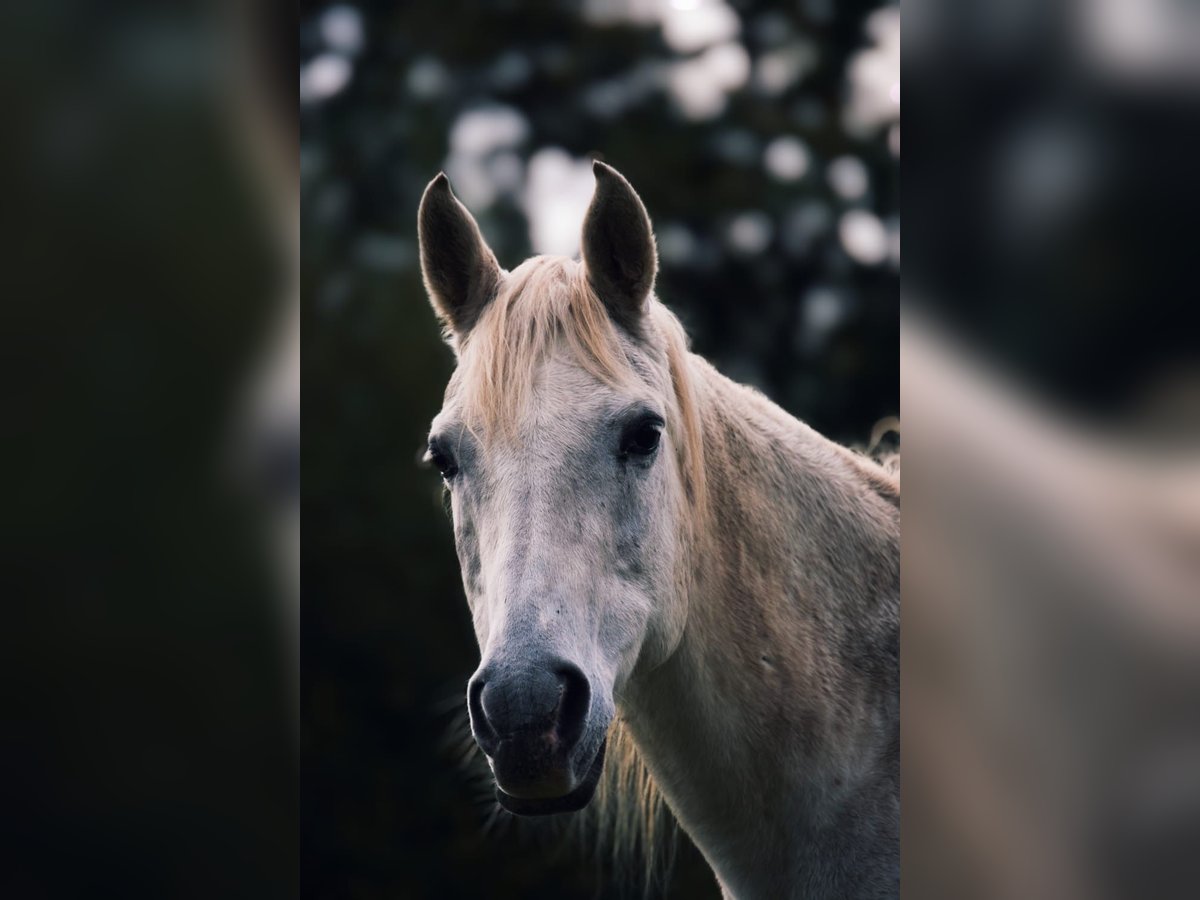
[418, 162, 899, 899]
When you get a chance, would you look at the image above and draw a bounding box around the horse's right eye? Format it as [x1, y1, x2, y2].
[425, 440, 459, 479]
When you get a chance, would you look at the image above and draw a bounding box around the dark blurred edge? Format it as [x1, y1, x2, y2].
[905, 2, 1200, 413]
[904, 3, 1200, 900]
[0, 2, 298, 898]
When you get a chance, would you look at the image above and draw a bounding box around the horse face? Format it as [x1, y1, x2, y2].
[420, 162, 681, 815]
[429, 346, 685, 815]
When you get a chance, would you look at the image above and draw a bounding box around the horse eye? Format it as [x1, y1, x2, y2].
[621, 417, 663, 457]
[426, 440, 459, 479]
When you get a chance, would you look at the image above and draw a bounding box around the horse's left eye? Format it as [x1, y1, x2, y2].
[621, 417, 663, 457]
[426, 440, 459, 479]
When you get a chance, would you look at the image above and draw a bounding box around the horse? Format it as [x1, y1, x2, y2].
[417, 161, 899, 899]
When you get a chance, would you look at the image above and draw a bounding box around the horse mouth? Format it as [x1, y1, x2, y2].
[494, 738, 607, 816]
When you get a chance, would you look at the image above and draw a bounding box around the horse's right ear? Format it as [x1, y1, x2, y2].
[418, 173, 503, 339]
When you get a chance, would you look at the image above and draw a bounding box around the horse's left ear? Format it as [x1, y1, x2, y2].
[581, 161, 657, 330]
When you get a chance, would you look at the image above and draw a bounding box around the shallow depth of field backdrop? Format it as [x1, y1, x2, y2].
[301, 1, 899, 897]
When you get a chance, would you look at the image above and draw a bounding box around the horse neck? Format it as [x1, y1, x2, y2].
[621, 359, 900, 899]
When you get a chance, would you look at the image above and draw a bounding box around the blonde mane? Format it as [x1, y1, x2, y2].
[580, 717, 678, 890]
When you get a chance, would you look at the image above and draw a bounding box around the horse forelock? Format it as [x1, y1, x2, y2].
[453, 256, 624, 433]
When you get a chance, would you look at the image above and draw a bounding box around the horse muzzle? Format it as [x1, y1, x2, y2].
[467, 658, 610, 815]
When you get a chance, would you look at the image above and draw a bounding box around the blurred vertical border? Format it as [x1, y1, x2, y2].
[904, 2, 1200, 899]
[1, 1, 298, 897]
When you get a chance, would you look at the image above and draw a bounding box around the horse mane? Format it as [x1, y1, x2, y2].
[575, 716, 678, 892]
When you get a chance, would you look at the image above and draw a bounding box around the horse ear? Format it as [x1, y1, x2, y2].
[418, 173, 503, 338]
[581, 161, 657, 330]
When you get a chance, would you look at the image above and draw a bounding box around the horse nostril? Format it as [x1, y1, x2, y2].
[467, 675, 499, 757]
[468, 662, 591, 758]
[554, 663, 591, 748]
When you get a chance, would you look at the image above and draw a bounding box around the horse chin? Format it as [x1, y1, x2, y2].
[494, 738, 607, 817]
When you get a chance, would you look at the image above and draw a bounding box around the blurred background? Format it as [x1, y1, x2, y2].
[904, 2, 1200, 899]
[0, 2, 297, 898]
[300, 0, 898, 897]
